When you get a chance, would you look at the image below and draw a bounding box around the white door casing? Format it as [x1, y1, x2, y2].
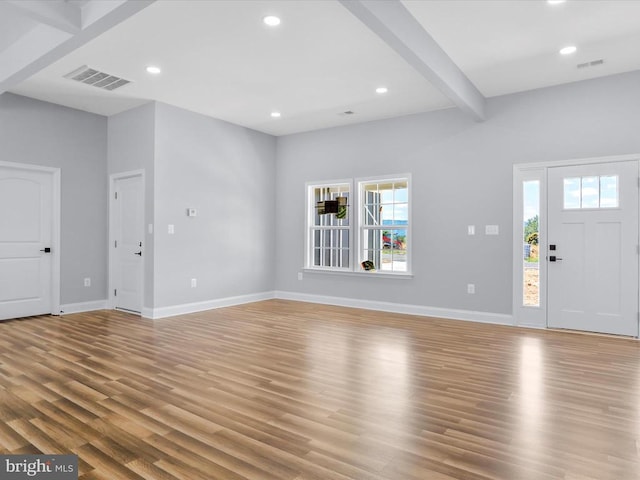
[110, 172, 144, 314]
[547, 161, 639, 336]
[0, 162, 60, 320]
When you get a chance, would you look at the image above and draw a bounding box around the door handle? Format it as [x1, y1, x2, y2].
[549, 255, 563, 262]
[40, 247, 51, 253]
[134, 251, 142, 256]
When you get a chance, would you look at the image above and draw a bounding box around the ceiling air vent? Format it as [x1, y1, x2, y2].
[577, 59, 604, 69]
[64, 65, 132, 91]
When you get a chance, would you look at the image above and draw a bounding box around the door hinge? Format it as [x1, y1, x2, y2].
[115, 191, 118, 199]
[114, 289, 117, 297]
[114, 240, 118, 248]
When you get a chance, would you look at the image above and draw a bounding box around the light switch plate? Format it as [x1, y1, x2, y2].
[485, 225, 499, 235]
[168, 224, 175, 234]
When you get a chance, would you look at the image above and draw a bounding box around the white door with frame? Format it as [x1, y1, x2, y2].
[547, 160, 639, 336]
[0, 164, 58, 320]
[112, 174, 144, 313]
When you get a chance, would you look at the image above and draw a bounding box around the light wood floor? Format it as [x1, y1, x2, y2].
[1, 300, 640, 479]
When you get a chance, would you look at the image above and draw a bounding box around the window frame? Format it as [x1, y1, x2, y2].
[304, 174, 412, 277]
[305, 179, 353, 272]
[357, 175, 412, 276]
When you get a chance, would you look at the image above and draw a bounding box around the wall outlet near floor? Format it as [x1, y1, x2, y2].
[84, 277, 91, 287]
[298, 272, 303, 280]
[191, 278, 197, 288]
[467, 283, 475, 294]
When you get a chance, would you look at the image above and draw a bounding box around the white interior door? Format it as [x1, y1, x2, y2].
[547, 161, 639, 336]
[0, 165, 55, 320]
[113, 174, 144, 313]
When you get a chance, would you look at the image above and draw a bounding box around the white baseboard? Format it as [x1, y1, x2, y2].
[60, 300, 108, 315]
[144, 291, 276, 319]
[57, 292, 514, 328]
[274, 291, 514, 326]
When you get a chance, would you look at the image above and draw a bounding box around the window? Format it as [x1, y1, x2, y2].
[563, 175, 618, 209]
[306, 182, 351, 270]
[359, 178, 409, 273]
[306, 175, 411, 275]
[522, 180, 539, 307]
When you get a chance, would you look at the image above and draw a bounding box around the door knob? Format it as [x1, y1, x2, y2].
[39, 247, 51, 253]
[134, 251, 142, 256]
[549, 255, 563, 262]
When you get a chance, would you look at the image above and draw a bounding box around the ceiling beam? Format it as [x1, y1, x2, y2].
[1, 0, 82, 35]
[339, 0, 485, 121]
[0, 0, 156, 95]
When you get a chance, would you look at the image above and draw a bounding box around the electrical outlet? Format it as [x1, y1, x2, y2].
[191, 278, 197, 288]
[467, 225, 475, 236]
[168, 224, 175, 234]
[467, 283, 475, 294]
[84, 278, 91, 287]
[298, 272, 303, 280]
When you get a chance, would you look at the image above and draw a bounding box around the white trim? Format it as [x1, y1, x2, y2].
[275, 291, 513, 326]
[517, 153, 640, 170]
[61, 291, 518, 328]
[143, 291, 276, 320]
[108, 169, 146, 312]
[52, 168, 61, 316]
[512, 166, 546, 328]
[0, 161, 61, 317]
[305, 178, 353, 271]
[303, 268, 413, 279]
[357, 173, 412, 275]
[60, 300, 108, 314]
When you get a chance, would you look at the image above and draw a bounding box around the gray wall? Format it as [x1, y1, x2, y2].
[153, 103, 277, 307]
[0, 93, 108, 306]
[107, 102, 156, 308]
[4, 69, 639, 317]
[275, 70, 640, 315]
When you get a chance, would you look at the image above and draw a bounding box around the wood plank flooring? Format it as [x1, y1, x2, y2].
[1, 299, 640, 479]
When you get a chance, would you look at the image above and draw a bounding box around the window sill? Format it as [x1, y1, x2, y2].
[303, 268, 413, 279]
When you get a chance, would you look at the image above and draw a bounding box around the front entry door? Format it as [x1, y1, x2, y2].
[0, 164, 55, 320]
[547, 161, 639, 336]
[113, 174, 144, 313]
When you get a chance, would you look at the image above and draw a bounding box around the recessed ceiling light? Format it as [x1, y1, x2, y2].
[376, 87, 388, 94]
[271, 111, 281, 118]
[146, 66, 161, 74]
[560, 45, 577, 55]
[547, 0, 566, 4]
[263, 15, 281, 26]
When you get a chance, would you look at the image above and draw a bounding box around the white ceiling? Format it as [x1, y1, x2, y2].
[2, 0, 640, 136]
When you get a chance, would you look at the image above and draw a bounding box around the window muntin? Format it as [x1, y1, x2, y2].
[563, 175, 619, 209]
